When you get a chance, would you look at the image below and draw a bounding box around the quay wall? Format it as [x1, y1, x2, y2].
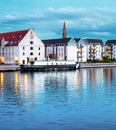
[80, 63, 116, 68]
[0, 65, 20, 72]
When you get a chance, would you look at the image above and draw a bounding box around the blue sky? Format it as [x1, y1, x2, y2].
[0, 0, 116, 42]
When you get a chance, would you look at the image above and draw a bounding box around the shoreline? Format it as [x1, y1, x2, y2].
[0, 64, 20, 72]
[80, 63, 116, 68]
[0, 63, 116, 72]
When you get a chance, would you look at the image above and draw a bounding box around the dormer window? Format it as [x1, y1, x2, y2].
[10, 41, 13, 44]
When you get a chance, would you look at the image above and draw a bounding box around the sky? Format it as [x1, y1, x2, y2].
[0, 0, 116, 42]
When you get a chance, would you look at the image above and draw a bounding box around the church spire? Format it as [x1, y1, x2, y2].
[62, 21, 67, 38]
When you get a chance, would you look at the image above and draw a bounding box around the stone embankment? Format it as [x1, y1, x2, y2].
[0, 64, 20, 72]
[80, 63, 116, 68]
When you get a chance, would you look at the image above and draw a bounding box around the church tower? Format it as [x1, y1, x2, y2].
[62, 21, 67, 38]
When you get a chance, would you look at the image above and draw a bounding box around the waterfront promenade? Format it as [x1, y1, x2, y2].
[0, 64, 20, 72]
[80, 63, 116, 68]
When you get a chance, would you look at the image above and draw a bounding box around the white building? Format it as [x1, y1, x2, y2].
[74, 38, 104, 62]
[76, 38, 88, 62]
[42, 38, 80, 62]
[86, 39, 104, 61]
[0, 28, 45, 64]
[42, 37, 104, 63]
[77, 38, 104, 61]
[105, 40, 116, 59]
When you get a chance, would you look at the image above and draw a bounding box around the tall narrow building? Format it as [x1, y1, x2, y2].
[62, 21, 67, 38]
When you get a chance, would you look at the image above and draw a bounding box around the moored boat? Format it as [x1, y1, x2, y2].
[20, 60, 79, 71]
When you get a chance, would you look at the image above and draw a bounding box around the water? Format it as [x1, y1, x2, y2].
[0, 68, 116, 130]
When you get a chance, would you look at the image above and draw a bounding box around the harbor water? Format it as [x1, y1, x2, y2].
[0, 68, 116, 130]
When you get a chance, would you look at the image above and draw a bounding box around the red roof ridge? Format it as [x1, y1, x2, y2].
[0, 29, 30, 46]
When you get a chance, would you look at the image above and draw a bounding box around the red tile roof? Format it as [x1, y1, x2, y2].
[0, 29, 29, 46]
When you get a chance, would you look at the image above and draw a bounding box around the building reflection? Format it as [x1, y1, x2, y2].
[74, 67, 116, 100]
[107, 68, 111, 84]
[44, 72, 68, 103]
[0, 72, 5, 96]
[75, 68, 105, 99]
[0, 68, 115, 108]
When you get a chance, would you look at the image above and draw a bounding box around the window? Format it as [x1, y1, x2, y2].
[30, 41, 33, 45]
[30, 52, 33, 55]
[34, 57, 37, 61]
[23, 47, 25, 50]
[38, 47, 40, 50]
[30, 47, 33, 50]
[23, 52, 25, 56]
[39, 52, 40, 56]
[30, 32, 33, 39]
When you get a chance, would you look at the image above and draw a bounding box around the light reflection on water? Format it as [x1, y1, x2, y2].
[0, 68, 116, 130]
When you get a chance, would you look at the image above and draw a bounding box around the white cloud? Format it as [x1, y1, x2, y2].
[87, 31, 111, 36]
[47, 7, 116, 29]
[4, 15, 16, 20]
[0, 6, 116, 40]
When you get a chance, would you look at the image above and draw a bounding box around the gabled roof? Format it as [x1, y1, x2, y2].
[105, 40, 116, 46]
[0, 29, 29, 46]
[42, 38, 72, 45]
[86, 39, 104, 45]
[74, 38, 81, 43]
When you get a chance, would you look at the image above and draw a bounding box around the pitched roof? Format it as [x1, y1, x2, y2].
[42, 38, 72, 45]
[0, 29, 29, 46]
[86, 39, 104, 45]
[105, 40, 116, 46]
[74, 38, 81, 43]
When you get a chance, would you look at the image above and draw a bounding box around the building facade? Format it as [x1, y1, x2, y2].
[42, 38, 79, 61]
[42, 38, 104, 63]
[105, 40, 116, 59]
[0, 28, 45, 64]
[86, 39, 104, 61]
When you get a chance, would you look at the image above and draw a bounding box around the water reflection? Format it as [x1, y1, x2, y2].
[44, 72, 68, 103]
[0, 69, 116, 129]
[0, 68, 115, 99]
